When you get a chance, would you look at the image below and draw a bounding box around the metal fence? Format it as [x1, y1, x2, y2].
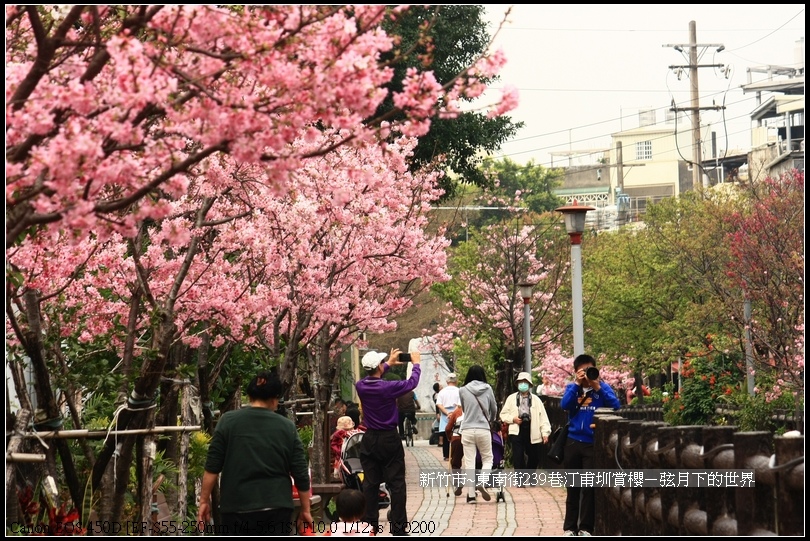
[590, 412, 804, 535]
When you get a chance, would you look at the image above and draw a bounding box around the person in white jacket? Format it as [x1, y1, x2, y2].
[499, 372, 551, 483]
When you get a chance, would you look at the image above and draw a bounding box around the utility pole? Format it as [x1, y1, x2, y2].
[604, 141, 642, 226]
[664, 21, 725, 191]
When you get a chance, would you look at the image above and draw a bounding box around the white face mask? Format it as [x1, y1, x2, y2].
[518, 383, 530, 393]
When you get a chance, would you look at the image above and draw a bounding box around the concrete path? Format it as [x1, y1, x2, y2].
[374, 439, 567, 537]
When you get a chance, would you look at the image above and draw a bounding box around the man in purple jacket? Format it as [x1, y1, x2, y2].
[355, 348, 421, 536]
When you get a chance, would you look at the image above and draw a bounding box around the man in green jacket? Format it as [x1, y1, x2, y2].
[198, 371, 311, 535]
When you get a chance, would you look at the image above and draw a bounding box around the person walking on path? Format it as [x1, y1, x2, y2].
[435, 373, 459, 461]
[458, 365, 497, 504]
[197, 370, 311, 535]
[396, 390, 420, 440]
[561, 354, 621, 536]
[444, 405, 465, 496]
[500, 371, 551, 482]
[354, 348, 421, 536]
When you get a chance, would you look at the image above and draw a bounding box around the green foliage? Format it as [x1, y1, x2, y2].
[378, 5, 522, 198]
[647, 386, 666, 404]
[662, 352, 742, 426]
[481, 157, 566, 215]
[189, 431, 212, 482]
[728, 385, 802, 432]
[661, 381, 681, 425]
[583, 227, 681, 376]
[209, 345, 275, 407]
[449, 337, 496, 383]
[298, 425, 314, 450]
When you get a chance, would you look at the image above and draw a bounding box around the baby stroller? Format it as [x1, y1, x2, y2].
[338, 431, 392, 516]
[450, 429, 506, 503]
[486, 430, 507, 502]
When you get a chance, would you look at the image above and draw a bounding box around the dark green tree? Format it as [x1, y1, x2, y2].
[378, 5, 523, 198]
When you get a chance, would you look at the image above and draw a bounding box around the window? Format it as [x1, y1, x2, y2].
[636, 140, 652, 161]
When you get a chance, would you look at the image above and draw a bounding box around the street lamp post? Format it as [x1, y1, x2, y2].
[555, 201, 595, 357]
[518, 282, 535, 374]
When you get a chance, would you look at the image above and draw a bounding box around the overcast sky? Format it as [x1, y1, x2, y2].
[479, 4, 805, 168]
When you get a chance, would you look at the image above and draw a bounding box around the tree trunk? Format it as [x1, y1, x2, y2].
[5, 408, 32, 525]
[634, 371, 644, 405]
[97, 462, 115, 523]
[91, 314, 177, 493]
[21, 290, 83, 515]
[111, 433, 137, 520]
[138, 434, 156, 533]
[197, 331, 214, 434]
[175, 382, 195, 522]
[308, 340, 336, 484]
[155, 346, 182, 513]
[494, 353, 517, 406]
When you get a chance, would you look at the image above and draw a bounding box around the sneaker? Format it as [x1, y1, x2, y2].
[578, 532, 592, 537]
[454, 486, 463, 496]
[476, 485, 491, 501]
[563, 531, 577, 537]
[466, 496, 476, 504]
[443, 457, 449, 461]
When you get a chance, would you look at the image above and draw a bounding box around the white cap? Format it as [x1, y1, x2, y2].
[516, 372, 532, 383]
[361, 350, 388, 370]
[446, 373, 457, 382]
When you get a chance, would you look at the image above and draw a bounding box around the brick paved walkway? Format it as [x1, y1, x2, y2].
[373, 439, 567, 537]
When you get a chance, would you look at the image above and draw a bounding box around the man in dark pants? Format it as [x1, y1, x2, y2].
[396, 390, 420, 439]
[355, 348, 421, 536]
[198, 371, 311, 535]
[560, 354, 620, 536]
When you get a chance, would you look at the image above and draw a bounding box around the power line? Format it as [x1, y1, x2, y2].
[494, 102, 757, 163]
[498, 88, 759, 146]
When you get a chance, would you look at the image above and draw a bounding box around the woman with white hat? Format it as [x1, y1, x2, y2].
[499, 371, 551, 482]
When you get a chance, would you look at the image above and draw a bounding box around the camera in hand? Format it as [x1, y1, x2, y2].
[519, 413, 532, 424]
[585, 366, 600, 381]
[399, 352, 412, 363]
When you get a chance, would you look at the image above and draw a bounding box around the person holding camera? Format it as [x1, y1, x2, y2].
[561, 354, 620, 537]
[354, 348, 420, 536]
[499, 371, 551, 483]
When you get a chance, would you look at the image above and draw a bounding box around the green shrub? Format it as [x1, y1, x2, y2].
[729, 389, 802, 432]
[662, 353, 742, 426]
[298, 425, 314, 449]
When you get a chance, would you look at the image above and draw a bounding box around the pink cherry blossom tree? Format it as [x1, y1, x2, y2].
[725, 170, 804, 401]
[6, 5, 516, 248]
[6, 4, 517, 522]
[260, 135, 451, 480]
[433, 204, 572, 402]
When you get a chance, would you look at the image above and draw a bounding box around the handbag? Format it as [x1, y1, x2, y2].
[472, 393, 501, 433]
[546, 425, 568, 464]
[546, 392, 589, 464]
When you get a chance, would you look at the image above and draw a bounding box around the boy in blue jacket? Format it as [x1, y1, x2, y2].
[560, 354, 620, 536]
